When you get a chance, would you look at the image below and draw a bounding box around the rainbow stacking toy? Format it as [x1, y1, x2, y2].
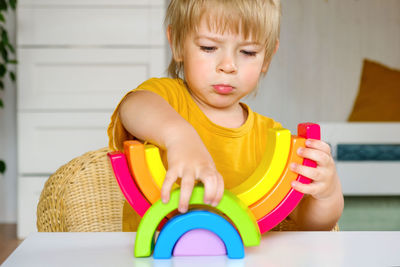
[107, 123, 320, 259]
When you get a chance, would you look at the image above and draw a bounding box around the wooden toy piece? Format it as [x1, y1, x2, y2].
[257, 188, 302, 233]
[134, 185, 260, 258]
[297, 123, 320, 184]
[144, 144, 166, 189]
[249, 136, 306, 219]
[144, 144, 179, 191]
[108, 151, 169, 230]
[107, 152, 150, 217]
[172, 229, 226, 257]
[154, 211, 244, 259]
[124, 140, 161, 204]
[231, 128, 291, 206]
[256, 123, 321, 233]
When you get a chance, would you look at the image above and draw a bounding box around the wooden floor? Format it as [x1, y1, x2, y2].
[0, 224, 23, 265]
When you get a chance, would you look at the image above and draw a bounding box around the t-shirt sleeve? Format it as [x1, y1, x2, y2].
[107, 78, 184, 151]
[273, 121, 282, 128]
[134, 78, 183, 108]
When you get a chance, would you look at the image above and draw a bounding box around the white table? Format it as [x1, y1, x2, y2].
[2, 232, 400, 267]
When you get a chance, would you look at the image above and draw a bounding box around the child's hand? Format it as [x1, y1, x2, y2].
[290, 139, 340, 200]
[161, 137, 224, 213]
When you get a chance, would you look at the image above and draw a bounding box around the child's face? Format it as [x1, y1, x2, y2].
[179, 17, 271, 112]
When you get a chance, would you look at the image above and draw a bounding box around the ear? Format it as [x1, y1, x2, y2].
[261, 60, 271, 73]
[273, 39, 280, 54]
[166, 25, 183, 62]
[166, 25, 173, 47]
[261, 39, 279, 73]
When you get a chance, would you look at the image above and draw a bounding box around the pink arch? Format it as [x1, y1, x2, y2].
[108, 152, 150, 217]
[257, 123, 320, 233]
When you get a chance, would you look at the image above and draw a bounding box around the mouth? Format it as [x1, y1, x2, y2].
[213, 84, 234, 94]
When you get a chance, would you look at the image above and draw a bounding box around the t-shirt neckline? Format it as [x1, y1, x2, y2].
[179, 79, 255, 138]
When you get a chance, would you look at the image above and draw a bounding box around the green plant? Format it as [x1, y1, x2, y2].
[0, 0, 17, 174]
[0, 159, 5, 174]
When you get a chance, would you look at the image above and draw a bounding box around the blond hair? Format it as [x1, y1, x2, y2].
[165, 0, 281, 79]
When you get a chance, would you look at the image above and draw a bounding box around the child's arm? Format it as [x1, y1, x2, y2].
[119, 90, 224, 213]
[288, 139, 344, 230]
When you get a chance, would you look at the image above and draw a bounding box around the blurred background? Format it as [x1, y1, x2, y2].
[0, 0, 399, 257]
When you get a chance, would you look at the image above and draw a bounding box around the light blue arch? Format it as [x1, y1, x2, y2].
[153, 210, 244, 259]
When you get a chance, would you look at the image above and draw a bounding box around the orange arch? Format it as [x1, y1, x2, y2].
[249, 137, 305, 219]
[124, 140, 161, 204]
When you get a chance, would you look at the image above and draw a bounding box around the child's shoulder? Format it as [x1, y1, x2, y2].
[134, 77, 189, 110]
[249, 107, 282, 130]
[137, 77, 185, 90]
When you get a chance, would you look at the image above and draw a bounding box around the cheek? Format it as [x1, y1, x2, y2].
[185, 55, 212, 81]
[239, 63, 263, 86]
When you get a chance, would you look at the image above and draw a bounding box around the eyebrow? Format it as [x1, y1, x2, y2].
[195, 35, 261, 46]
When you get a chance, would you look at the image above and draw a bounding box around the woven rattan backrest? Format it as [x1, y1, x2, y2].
[37, 147, 125, 232]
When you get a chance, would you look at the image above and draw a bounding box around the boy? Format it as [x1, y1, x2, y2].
[108, 0, 344, 231]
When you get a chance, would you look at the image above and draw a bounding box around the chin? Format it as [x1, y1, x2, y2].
[209, 100, 238, 110]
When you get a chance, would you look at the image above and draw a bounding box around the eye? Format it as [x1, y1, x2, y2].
[200, 46, 217, 52]
[241, 50, 257, 56]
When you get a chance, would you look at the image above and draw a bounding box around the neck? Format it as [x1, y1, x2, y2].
[194, 99, 248, 128]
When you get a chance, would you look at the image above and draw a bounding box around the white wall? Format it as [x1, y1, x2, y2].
[0, 10, 17, 223]
[1, 0, 400, 222]
[245, 0, 400, 132]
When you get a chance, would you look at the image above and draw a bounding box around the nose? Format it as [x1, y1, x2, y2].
[216, 52, 237, 74]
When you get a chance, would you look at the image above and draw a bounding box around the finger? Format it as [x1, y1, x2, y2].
[291, 180, 318, 195]
[178, 175, 195, 213]
[199, 174, 217, 205]
[297, 147, 331, 166]
[161, 170, 178, 203]
[305, 139, 331, 155]
[211, 174, 224, 207]
[290, 163, 321, 181]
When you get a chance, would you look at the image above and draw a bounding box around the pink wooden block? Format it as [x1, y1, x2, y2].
[108, 152, 168, 230]
[257, 188, 303, 233]
[257, 123, 320, 233]
[173, 229, 227, 256]
[107, 152, 150, 217]
[297, 123, 320, 184]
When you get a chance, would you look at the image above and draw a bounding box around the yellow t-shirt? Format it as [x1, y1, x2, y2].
[107, 77, 282, 231]
[108, 77, 281, 189]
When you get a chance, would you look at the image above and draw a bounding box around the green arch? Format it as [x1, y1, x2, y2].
[135, 185, 260, 257]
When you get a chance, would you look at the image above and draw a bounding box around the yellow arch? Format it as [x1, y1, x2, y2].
[144, 144, 179, 191]
[230, 128, 291, 206]
[249, 136, 305, 219]
[139, 128, 291, 207]
[144, 145, 166, 189]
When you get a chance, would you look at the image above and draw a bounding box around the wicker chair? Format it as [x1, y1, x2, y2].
[37, 147, 125, 232]
[37, 147, 339, 232]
